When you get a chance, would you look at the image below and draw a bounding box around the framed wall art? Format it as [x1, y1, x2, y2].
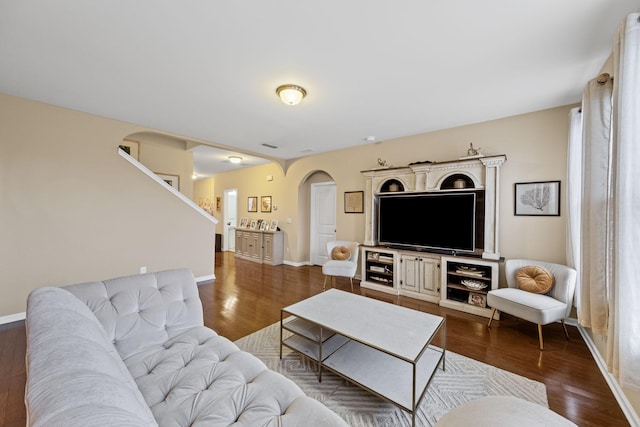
[269, 219, 279, 231]
[261, 196, 272, 213]
[344, 191, 364, 213]
[248, 196, 258, 212]
[118, 140, 139, 161]
[156, 173, 180, 190]
[514, 181, 561, 216]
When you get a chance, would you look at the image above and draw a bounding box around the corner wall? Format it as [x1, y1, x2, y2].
[0, 94, 215, 317]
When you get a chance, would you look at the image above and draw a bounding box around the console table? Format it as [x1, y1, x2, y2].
[280, 289, 446, 426]
[235, 229, 283, 265]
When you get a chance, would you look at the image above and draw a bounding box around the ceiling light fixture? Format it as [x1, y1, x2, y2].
[228, 156, 242, 164]
[276, 84, 307, 106]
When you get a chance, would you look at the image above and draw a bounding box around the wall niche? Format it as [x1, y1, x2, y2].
[380, 179, 405, 193]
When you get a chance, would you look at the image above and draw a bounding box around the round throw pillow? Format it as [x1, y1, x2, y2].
[516, 265, 554, 294]
[331, 246, 351, 261]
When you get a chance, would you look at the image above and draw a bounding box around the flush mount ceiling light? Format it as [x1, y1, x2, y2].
[228, 156, 242, 164]
[276, 84, 307, 106]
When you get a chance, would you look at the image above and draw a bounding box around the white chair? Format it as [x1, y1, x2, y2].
[322, 241, 359, 292]
[487, 259, 577, 351]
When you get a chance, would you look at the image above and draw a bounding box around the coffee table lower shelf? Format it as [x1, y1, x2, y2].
[322, 340, 444, 412]
[280, 317, 445, 417]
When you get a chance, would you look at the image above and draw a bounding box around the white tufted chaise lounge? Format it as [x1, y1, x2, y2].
[25, 268, 347, 427]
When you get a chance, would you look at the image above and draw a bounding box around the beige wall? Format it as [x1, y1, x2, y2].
[209, 105, 573, 266]
[127, 133, 195, 199]
[0, 94, 215, 317]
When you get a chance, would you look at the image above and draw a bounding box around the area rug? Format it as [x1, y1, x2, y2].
[235, 322, 548, 426]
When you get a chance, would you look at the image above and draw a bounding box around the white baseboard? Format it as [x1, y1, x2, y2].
[0, 312, 25, 325]
[196, 274, 216, 284]
[577, 324, 640, 427]
[283, 260, 311, 267]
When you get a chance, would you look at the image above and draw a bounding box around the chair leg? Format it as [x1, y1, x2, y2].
[349, 277, 354, 292]
[538, 324, 544, 351]
[323, 276, 328, 291]
[487, 308, 497, 328]
[561, 319, 570, 341]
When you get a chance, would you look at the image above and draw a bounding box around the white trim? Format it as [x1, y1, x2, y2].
[118, 148, 218, 224]
[0, 312, 25, 325]
[196, 275, 216, 283]
[284, 260, 311, 267]
[577, 324, 640, 427]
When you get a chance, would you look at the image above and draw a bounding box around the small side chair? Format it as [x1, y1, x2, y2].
[487, 259, 577, 351]
[322, 241, 359, 292]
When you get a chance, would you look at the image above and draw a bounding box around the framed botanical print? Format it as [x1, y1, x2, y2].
[514, 181, 561, 216]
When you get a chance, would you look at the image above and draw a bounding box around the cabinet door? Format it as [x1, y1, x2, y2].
[249, 233, 262, 260]
[419, 257, 440, 296]
[238, 232, 250, 256]
[235, 231, 243, 255]
[263, 234, 273, 261]
[400, 255, 421, 292]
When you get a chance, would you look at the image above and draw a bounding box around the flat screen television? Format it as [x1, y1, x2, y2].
[377, 192, 476, 253]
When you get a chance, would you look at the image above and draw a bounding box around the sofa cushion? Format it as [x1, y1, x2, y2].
[63, 269, 203, 359]
[26, 287, 157, 427]
[125, 326, 346, 426]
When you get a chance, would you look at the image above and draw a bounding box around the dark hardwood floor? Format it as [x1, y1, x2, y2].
[0, 251, 630, 426]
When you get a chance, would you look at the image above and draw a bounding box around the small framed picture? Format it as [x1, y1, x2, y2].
[216, 196, 221, 212]
[514, 181, 561, 216]
[239, 217, 249, 228]
[118, 140, 139, 161]
[248, 196, 258, 212]
[269, 219, 279, 231]
[256, 219, 264, 230]
[261, 196, 272, 213]
[468, 292, 487, 307]
[156, 173, 180, 190]
[344, 191, 364, 213]
[249, 219, 257, 229]
[259, 221, 268, 231]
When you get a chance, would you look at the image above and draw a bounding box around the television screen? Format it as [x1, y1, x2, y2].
[377, 192, 476, 253]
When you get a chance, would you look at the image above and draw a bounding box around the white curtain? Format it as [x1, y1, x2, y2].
[566, 106, 582, 307]
[575, 12, 640, 393]
[578, 76, 613, 335]
[609, 13, 640, 391]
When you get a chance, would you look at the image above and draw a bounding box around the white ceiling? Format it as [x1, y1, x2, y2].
[1, 1, 637, 173]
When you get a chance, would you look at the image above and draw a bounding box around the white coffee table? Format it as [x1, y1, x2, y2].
[280, 289, 446, 426]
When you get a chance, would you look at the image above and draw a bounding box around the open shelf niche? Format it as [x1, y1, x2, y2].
[361, 155, 506, 260]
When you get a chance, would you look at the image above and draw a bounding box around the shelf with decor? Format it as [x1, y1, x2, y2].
[360, 247, 397, 294]
[439, 256, 499, 319]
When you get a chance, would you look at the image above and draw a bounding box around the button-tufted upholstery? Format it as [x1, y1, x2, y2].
[26, 269, 347, 427]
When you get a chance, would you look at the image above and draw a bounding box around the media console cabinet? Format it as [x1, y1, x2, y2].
[361, 246, 500, 319]
[360, 154, 506, 319]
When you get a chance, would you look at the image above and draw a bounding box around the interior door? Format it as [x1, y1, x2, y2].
[310, 182, 337, 265]
[223, 189, 237, 251]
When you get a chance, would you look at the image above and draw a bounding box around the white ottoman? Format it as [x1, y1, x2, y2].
[435, 396, 577, 427]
